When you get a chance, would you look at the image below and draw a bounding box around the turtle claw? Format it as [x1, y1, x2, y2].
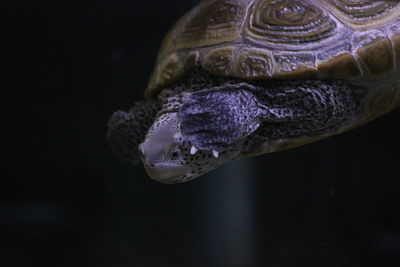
[179, 86, 261, 153]
[190, 145, 199, 155]
[190, 145, 219, 158]
[212, 150, 219, 158]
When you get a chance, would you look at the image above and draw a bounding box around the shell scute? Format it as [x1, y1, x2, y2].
[146, 54, 182, 96]
[244, 0, 337, 46]
[176, 0, 246, 49]
[146, 52, 201, 99]
[274, 53, 315, 72]
[202, 46, 235, 76]
[327, 0, 400, 28]
[317, 53, 362, 80]
[357, 37, 395, 76]
[272, 53, 320, 79]
[233, 48, 273, 79]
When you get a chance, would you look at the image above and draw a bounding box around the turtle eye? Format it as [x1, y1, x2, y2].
[166, 145, 182, 161]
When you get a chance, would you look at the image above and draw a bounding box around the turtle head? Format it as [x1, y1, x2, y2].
[139, 112, 230, 183]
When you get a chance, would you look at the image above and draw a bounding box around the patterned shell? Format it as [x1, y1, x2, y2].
[145, 0, 400, 153]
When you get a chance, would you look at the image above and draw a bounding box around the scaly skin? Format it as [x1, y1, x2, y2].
[107, 77, 359, 183]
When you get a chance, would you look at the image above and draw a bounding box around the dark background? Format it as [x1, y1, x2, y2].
[2, 1, 400, 266]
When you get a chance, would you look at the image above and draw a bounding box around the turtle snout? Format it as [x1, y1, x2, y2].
[138, 142, 185, 183]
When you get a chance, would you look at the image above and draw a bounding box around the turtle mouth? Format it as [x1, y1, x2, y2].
[143, 163, 188, 184]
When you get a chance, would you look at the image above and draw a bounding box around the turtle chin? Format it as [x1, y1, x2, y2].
[143, 162, 191, 184]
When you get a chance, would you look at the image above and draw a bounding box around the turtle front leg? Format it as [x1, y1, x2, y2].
[178, 80, 359, 155]
[107, 101, 160, 164]
[179, 83, 264, 153]
[255, 80, 359, 139]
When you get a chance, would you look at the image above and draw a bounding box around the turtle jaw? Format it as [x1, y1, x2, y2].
[139, 144, 191, 184]
[137, 144, 181, 183]
[142, 162, 190, 184]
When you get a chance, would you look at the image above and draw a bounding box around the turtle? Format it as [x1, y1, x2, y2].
[107, 0, 400, 184]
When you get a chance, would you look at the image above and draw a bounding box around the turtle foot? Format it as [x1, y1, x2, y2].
[178, 84, 262, 152]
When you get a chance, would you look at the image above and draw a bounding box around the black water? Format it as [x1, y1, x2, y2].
[3, 0, 400, 266]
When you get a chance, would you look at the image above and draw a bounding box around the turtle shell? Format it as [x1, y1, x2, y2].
[144, 0, 400, 154]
